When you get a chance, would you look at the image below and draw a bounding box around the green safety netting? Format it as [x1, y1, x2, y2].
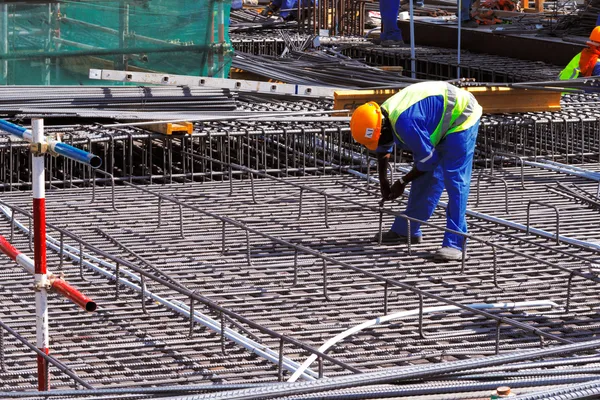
[0, 0, 232, 85]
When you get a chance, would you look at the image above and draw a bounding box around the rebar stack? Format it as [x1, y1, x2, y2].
[230, 32, 562, 82]
[344, 45, 563, 82]
[0, 86, 238, 119]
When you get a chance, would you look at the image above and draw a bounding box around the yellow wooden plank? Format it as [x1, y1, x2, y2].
[145, 122, 193, 135]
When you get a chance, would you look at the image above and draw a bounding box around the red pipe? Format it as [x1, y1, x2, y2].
[50, 278, 97, 312]
[0, 234, 96, 312]
[0, 235, 20, 261]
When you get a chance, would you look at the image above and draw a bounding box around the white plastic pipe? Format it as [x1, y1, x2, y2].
[288, 300, 558, 382]
[525, 159, 600, 181]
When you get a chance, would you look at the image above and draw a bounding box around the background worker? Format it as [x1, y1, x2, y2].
[378, 0, 419, 47]
[261, 0, 316, 21]
[379, 0, 476, 47]
[460, 0, 478, 28]
[560, 26, 600, 80]
[350, 81, 483, 261]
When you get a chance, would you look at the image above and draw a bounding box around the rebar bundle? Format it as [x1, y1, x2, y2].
[344, 45, 563, 82]
[232, 50, 417, 87]
[0, 86, 238, 119]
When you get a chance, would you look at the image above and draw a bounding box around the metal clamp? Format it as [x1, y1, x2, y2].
[34, 278, 52, 291]
[30, 143, 49, 155]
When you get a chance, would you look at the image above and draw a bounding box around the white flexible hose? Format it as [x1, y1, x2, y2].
[288, 300, 559, 382]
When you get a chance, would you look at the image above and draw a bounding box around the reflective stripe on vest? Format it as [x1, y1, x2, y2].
[559, 53, 581, 81]
[381, 82, 482, 147]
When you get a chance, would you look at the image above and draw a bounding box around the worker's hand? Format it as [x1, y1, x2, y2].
[260, 3, 278, 16]
[388, 179, 406, 200]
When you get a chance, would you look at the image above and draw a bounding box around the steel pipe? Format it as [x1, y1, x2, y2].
[0, 235, 96, 312]
[0, 119, 102, 168]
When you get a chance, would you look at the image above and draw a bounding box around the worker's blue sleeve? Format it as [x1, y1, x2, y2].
[393, 95, 444, 171]
[593, 62, 600, 76]
[375, 141, 394, 154]
[276, 0, 315, 18]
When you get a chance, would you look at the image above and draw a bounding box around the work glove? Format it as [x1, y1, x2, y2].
[260, 3, 277, 16]
[388, 179, 406, 200]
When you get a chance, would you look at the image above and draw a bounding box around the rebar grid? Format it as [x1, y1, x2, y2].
[1, 91, 600, 191]
[0, 158, 599, 396]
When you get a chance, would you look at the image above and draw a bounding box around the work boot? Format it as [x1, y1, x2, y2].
[461, 19, 479, 28]
[380, 31, 405, 48]
[381, 39, 405, 48]
[433, 247, 465, 261]
[401, 3, 425, 11]
[373, 230, 422, 244]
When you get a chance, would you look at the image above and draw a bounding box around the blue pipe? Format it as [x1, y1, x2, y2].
[0, 119, 30, 138]
[0, 119, 102, 168]
[51, 141, 102, 168]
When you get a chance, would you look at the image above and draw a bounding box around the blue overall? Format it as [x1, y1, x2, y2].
[377, 95, 480, 251]
[379, 0, 424, 42]
[271, 0, 316, 19]
[460, 0, 473, 21]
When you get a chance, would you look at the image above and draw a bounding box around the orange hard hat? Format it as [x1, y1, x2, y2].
[350, 102, 383, 151]
[589, 26, 600, 46]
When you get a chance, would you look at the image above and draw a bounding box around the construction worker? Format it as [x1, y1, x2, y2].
[349, 81, 482, 261]
[460, 0, 478, 28]
[379, 0, 423, 47]
[559, 26, 600, 80]
[260, 0, 316, 21]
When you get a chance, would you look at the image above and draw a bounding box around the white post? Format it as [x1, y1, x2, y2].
[409, 0, 416, 79]
[458, 0, 462, 79]
[32, 118, 49, 391]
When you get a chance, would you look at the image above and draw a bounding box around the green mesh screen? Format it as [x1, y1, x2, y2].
[0, 0, 232, 85]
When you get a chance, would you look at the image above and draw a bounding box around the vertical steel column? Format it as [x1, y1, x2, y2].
[32, 119, 49, 391]
[208, 1, 216, 77]
[116, 0, 129, 71]
[43, 4, 52, 85]
[457, 0, 462, 78]
[0, 3, 7, 85]
[53, 3, 61, 81]
[217, 0, 226, 79]
[409, 0, 416, 78]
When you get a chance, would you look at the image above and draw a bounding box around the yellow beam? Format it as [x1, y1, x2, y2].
[334, 86, 561, 115]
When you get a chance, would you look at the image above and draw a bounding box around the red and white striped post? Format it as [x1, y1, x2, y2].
[31, 118, 49, 391]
